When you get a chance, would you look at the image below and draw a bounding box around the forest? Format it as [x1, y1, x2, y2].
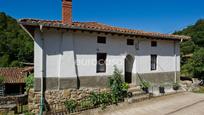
[0, 12, 33, 67]
[175, 19, 204, 80]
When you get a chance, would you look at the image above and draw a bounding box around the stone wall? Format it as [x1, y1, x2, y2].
[28, 88, 109, 114]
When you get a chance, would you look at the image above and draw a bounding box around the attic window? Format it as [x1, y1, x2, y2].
[151, 41, 157, 47]
[97, 36, 106, 44]
[127, 39, 134, 45]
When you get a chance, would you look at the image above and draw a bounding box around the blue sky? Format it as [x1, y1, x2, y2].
[0, 0, 204, 33]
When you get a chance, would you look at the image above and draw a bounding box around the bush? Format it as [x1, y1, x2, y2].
[108, 66, 127, 103]
[64, 99, 77, 113]
[88, 92, 112, 109]
[140, 80, 151, 89]
[173, 82, 180, 90]
[0, 75, 4, 85]
[80, 99, 93, 109]
[25, 73, 34, 92]
[64, 66, 128, 112]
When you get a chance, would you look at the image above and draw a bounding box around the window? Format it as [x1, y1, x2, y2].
[151, 55, 157, 71]
[151, 41, 157, 47]
[127, 39, 134, 45]
[97, 53, 107, 73]
[97, 36, 106, 44]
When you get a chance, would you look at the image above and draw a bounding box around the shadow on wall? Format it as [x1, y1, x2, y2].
[36, 31, 178, 57]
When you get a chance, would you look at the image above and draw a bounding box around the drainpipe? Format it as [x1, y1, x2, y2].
[174, 41, 177, 83]
[39, 24, 44, 115]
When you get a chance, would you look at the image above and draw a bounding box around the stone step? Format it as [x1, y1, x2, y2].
[132, 91, 146, 96]
[126, 94, 150, 104]
[128, 87, 141, 92]
[128, 84, 137, 88]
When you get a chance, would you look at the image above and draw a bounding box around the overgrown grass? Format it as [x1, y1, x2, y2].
[193, 87, 204, 93]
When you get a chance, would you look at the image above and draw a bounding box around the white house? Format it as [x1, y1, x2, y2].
[19, 0, 190, 91]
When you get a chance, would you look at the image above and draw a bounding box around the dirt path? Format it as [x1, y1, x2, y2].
[101, 92, 204, 115]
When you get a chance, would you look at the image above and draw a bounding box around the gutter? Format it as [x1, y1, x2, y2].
[19, 21, 45, 114]
[19, 23, 35, 40]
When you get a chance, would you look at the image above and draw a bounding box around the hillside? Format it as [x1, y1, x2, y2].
[0, 12, 33, 67]
[174, 19, 204, 79]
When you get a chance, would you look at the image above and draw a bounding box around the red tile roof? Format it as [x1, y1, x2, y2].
[0, 67, 33, 84]
[18, 19, 190, 40]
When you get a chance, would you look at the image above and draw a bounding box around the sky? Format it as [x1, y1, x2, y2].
[0, 0, 204, 33]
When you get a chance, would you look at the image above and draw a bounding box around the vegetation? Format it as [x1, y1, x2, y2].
[88, 92, 113, 109]
[192, 87, 204, 93]
[140, 80, 151, 89]
[79, 98, 93, 109]
[64, 66, 128, 113]
[174, 19, 204, 80]
[25, 73, 34, 92]
[108, 66, 129, 103]
[64, 99, 78, 113]
[0, 12, 33, 67]
[172, 82, 180, 91]
[0, 75, 4, 84]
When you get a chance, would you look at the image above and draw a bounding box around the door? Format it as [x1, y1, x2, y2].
[125, 55, 134, 83]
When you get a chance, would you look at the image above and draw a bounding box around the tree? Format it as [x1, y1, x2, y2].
[191, 48, 204, 80]
[174, 19, 204, 78]
[0, 12, 33, 67]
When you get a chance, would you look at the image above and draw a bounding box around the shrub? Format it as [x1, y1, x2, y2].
[25, 73, 34, 92]
[88, 92, 112, 109]
[64, 99, 77, 113]
[173, 82, 180, 90]
[64, 66, 129, 112]
[140, 80, 151, 89]
[80, 99, 93, 109]
[108, 66, 127, 103]
[0, 75, 4, 85]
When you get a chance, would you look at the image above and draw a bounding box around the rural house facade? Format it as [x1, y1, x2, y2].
[19, 0, 189, 91]
[18, 0, 190, 113]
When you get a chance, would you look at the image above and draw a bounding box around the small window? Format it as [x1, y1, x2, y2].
[151, 41, 157, 47]
[97, 53, 107, 73]
[97, 36, 106, 44]
[151, 55, 157, 71]
[127, 39, 134, 45]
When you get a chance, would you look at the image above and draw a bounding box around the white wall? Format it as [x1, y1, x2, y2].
[34, 29, 180, 79]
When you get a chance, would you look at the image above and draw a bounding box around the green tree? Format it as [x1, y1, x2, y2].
[0, 12, 33, 67]
[191, 48, 204, 80]
[174, 19, 204, 78]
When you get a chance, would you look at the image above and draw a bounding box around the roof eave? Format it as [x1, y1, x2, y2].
[19, 21, 191, 41]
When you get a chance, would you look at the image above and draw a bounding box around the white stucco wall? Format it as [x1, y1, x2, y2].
[34, 29, 180, 79]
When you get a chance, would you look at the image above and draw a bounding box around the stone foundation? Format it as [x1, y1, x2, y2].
[28, 88, 109, 114]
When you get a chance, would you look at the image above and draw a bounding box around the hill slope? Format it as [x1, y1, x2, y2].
[174, 19, 204, 79]
[0, 12, 33, 67]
